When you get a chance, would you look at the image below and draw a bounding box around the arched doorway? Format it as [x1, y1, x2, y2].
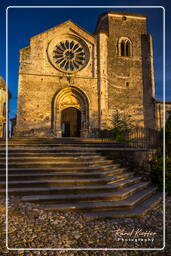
[61, 107, 81, 137]
[52, 86, 89, 137]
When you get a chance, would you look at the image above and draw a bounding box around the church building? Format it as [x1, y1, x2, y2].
[15, 11, 156, 137]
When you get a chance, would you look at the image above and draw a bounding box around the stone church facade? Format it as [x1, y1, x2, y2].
[15, 11, 156, 137]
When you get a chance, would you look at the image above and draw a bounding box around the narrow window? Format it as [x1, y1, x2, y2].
[121, 41, 125, 56]
[3, 102, 6, 116]
[2, 123, 6, 137]
[126, 41, 131, 57]
[126, 82, 129, 87]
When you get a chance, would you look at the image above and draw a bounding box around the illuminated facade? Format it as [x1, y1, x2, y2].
[16, 11, 156, 137]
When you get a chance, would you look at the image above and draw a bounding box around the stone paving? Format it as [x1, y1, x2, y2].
[0, 196, 170, 256]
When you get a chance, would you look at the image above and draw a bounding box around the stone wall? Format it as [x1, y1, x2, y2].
[101, 148, 157, 180]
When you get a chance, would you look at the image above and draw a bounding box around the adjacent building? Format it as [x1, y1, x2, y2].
[155, 101, 171, 130]
[0, 77, 6, 138]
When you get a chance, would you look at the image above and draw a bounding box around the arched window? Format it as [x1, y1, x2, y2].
[118, 37, 132, 57]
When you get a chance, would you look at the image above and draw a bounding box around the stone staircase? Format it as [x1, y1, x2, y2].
[0, 138, 162, 218]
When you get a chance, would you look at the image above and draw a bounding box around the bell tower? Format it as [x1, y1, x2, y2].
[96, 11, 156, 129]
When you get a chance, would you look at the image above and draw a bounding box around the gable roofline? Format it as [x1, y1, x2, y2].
[30, 19, 95, 41]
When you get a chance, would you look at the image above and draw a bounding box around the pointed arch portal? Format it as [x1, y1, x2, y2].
[52, 86, 89, 137]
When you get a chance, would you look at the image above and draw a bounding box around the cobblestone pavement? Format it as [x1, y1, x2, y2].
[0, 196, 170, 256]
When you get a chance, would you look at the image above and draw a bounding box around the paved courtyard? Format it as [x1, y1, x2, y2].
[0, 196, 170, 256]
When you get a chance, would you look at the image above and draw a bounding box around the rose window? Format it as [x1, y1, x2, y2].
[53, 40, 87, 72]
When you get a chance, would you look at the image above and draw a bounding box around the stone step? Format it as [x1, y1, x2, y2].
[0, 138, 113, 144]
[0, 164, 120, 173]
[0, 159, 114, 168]
[0, 147, 108, 153]
[0, 152, 103, 159]
[1, 146, 138, 153]
[40, 187, 156, 211]
[1, 177, 142, 195]
[0, 146, 102, 151]
[1, 168, 126, 181]
[83, 193, 163, 218]
[21, 182, 150, 203]
[0, 138, 160, 218]
[0, 143, 117, 148]
[0, 151, 101, 157]
[1, 172, 134, 188]
[0, 155, 107, 162]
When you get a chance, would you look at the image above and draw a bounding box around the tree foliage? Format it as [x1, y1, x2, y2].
[111, 110, 131, 130]
[99, 109, 132, 143]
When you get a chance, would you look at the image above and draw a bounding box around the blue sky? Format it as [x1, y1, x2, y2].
[0, 0, 170, 118]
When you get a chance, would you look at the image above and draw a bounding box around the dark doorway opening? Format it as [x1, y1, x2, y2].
[61, 107, 81, 137]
